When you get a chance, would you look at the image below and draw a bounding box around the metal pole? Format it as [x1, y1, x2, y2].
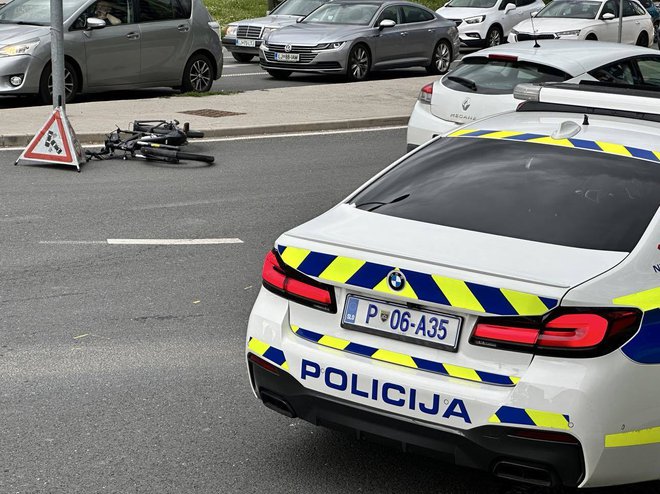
[617, 0, 623, 43]
[50, 0, 65, 110]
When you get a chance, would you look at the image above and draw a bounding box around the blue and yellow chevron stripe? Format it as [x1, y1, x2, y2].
[489, 406, 571, 430]
[291, 324, 520, 386]
[277, 245, 557, 316]
[448, 128, 660, 163]
[248, 337, 289, 371]
[615, 287, 660, 364]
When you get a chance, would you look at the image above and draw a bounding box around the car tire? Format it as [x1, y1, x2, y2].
[636, 31, 649, 46]
[39, 60, 79, 105]
[266, 69, 292, 79]
[181, 53, 214, 93]
[346, 44, 370, 82]
[427, 40, 452, 75]
[232, 52, 254, 63]
[586, 33, 598, 40]
[485, 25, 503, 47]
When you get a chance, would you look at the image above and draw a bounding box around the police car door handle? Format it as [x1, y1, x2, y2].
[126, 32, 140, 40]
[177, 24, 190, 32]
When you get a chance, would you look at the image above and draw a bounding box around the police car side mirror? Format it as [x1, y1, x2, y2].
[86, 17, 106, 29]
[601, 12, 616, 19]
[379, 19, 396, 29]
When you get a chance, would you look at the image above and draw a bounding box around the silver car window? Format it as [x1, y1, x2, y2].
[537, 0, 602, 18]
[304, 3, 379, 24]
[445, 0, 499, 8]
[0, 0, 80, 24]
[273, 0, 325, 16]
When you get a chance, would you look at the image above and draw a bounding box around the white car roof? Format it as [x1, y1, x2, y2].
[463, 40, 658, 76]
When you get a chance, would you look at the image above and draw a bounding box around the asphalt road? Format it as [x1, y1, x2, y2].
[1, 129, 658, 494]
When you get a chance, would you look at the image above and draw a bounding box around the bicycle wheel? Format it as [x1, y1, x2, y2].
[184, 130, 204, 138]
[176, 151, 214, 163]
[140, 147, 179, 163]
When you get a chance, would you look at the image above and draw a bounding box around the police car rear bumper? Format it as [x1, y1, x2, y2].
[248, 357, 585, 488]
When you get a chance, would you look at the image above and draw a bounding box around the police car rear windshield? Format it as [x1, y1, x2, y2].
[351, 138, 660, 252]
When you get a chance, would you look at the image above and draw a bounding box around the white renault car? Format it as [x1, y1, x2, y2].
[508, 0, 654, 45]
[246, 82, 660, 488]
[437, 0, 545, 47]
[406, 39, 660, 150]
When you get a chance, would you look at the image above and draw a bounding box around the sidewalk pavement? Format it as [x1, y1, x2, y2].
[0, 75, 437, 147]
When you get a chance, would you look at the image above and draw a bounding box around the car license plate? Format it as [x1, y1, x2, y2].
[236, 38, 256, 47]
[275, 52, 299, 62]
[341, 295, 461, 351]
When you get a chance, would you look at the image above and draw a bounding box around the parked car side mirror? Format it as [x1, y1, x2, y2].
[530, 10, 538, 16]
[296, 16, 304, 22]
[266, 10, 271, 14]
[601, 12, 616, 19]
[86, 17, 106, 29]
[504, 3, 517, 13]
[379, 19, 396, 29]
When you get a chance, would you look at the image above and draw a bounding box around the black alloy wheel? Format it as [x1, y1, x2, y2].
[427, 40, 452, 75]
[347, 44, 370, 82]
[39, 61, 79, 105]
[182, 54, 213, 93]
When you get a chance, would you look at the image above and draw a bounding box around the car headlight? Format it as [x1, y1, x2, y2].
[313, 41, 345, 50]
[225, 25, 237, 37]
[262, 27, 280, 37]
[464, 15, 485, 24]
[556, 29, 581, 36]
[0, 39, 39, 57]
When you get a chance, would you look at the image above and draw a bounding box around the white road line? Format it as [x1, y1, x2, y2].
[107, 238, 243, 245]
[221, 72, 266, 77]
[39, 240, 106, 244]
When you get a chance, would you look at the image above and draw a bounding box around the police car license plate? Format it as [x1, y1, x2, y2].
[236, 39, 256, 47]
[341, 295, 461, 351]
[275, 52, 299, 62]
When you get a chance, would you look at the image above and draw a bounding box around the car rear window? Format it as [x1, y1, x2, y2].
[443, 57, 571, 94]
[350, 138, 660, 252]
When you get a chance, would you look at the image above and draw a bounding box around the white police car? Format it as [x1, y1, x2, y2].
[246, 82, 660, 488]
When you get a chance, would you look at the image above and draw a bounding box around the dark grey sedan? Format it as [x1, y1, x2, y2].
[259, 0, 460, 81]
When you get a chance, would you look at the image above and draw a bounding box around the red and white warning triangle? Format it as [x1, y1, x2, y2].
[15, 106, 86, 171]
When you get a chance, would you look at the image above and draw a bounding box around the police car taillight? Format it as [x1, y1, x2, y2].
[262, 249, 336, 313]
[470, 308, 641, 357]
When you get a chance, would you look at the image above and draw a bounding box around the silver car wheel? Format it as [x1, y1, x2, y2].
[47, 67, 75, 100]
[349, 46, 369, 81]
[436, 42, 451, 73]
[487, 26, 502, 47]
[189, 59, 211, 92]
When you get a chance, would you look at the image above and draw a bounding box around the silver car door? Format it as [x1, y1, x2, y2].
[76, 0, 141, 86]
[138, 0, 193, 84]
[399, 5, 437, 61]
[373, 5, 407, 64]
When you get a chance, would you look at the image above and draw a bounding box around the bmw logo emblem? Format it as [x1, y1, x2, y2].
[387, 270, 405, 291]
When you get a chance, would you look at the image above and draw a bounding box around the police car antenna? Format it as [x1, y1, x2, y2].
[530, 12, 540, 48]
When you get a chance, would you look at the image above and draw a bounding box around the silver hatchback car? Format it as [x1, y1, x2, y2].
[0, 0, 223, 103]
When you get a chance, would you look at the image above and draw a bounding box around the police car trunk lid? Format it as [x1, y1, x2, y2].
[278, 204, 628, 377]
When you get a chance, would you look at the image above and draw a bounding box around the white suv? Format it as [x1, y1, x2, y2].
[437, 0, 545, 47]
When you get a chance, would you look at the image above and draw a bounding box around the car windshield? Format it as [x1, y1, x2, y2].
[445, 0, 499, 8]
[350, 138, 660, 252]
[303, 3, 380, 24]
[0, 0, 81, 24]
[537, 0, 602, 18]
[443, 57, 571, 94]
[273, 0, 325, 16]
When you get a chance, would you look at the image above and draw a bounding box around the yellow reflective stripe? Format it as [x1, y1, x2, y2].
[528, 136, 574, 147]
[281, 246, 311, 269]
[291, 325, 299, 333]
[489, 414, 501, 423]
[319, 256, 365, 283]
[432, 275, 485, 313]
[318, 334, 351, 350]
[596, 141, 632, 157]
[526, 409, 570, 430]
[443, 363, 481, 382]
[510, 376, 521, 385]
[248, 337, 270, 356]
[448, 128, 479, 137]
[371, 349, 418, 368]
[281, 361, 289, 371]
[501, 288, 549, 315]
[605, 426, 660, 448]
[482, 130, 525, 139]
[654, 151, 660, 161]
[613, 287, 660, 312]
[373, 274, 418, 299]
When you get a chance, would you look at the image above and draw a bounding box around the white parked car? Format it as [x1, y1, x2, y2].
[508, 0, 654, 45]
[437, 0, 545, 47]
[407, 40, 660, 149]
[246, 81, 660, 489]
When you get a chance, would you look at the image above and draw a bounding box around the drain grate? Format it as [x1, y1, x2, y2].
[179, 109, 245, 118]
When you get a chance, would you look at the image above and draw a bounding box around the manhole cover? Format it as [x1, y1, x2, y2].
[179, 109, 245, 118]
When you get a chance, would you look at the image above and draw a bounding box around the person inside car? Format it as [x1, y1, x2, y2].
[94, 0, 122, 25]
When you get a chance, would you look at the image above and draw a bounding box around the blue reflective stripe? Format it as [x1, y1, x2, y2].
[296, 327, 323, 343]
[402, 269, 452, 306]
[347, 262, 391, 288]
[626, 147, 660, 162]
[461, 130, 496, 137]
[540, 296, 559, 310]
[344, 341, 378, 357]
[412, 356, 448, 375]
[466, 282, 517, 316]
[623, 308, 660, 363]
[263, 346, 287, 366]
[504, 132, 545, 141]
[569, 138, 601, 151]
[298, 251, 336, 277]
[277, 244, 286, 255]
[497, 406, 536, 426]
[477, 370, 515, 386]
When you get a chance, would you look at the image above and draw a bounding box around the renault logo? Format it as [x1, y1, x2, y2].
[387, 270, 406, 291]
[285, 44, 292, 52]
[462, 97, 471, 111]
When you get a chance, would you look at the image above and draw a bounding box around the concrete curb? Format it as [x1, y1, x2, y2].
[0, 115, 410, 148]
